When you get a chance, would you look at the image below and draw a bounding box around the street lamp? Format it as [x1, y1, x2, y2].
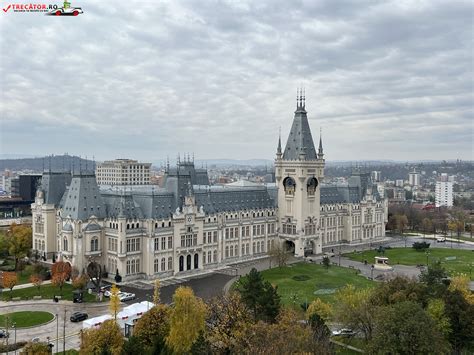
[13, 323, 16, 355]
[425, 251, 430, 266]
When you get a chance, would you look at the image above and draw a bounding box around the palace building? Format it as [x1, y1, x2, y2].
[31, 95, 388, 280]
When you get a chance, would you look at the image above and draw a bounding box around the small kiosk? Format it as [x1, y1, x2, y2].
[373, 256, 393, 271]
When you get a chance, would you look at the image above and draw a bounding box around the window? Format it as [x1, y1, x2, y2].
[154, 238, 159, 251]
[168, 257, 173, 270]
[154, 259, 159, 273]
[161, 237, 166, 250]
[207, 252, 212, 264]
[225, 246, 229, 258]
[213, 231, 217, 243]
[63, 238, 68, 251]
[213, 250, 217, 262]
[161, 258, 166, 271]
[168, 236, 173, 249]
[90, 238, 99, 252]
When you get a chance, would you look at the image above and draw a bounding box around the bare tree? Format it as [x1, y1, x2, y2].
[268, 243, 290, 268]
[86, 261, 103, 293]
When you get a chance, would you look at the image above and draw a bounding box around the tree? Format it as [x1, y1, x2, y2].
[334, 285, 376, 341]
[121, 335, 145, 355]
[421, 217, 433, 238]
[166, 286, 207, 354]
[6, 223, 32, 271]
[238, 268, 281, 323]
[427, 299, 451, 339]
[206, 292, 253, 353]
[20, 341, 50, 355]
[306, 298, 332, 322]
[1, 272, 18, 299]
[86, 261, 103, 292]
[80, 319, 124, 355]
[373, 276, 427, 306]
[308, 313, 331, 352]
[444, 290, 474, 352]
[419, 261, 448, 298]
[51, 261, 71, 296]
[368, 301, 450, 355]
[322, 256, 330, 271]
[153, 279, 161, 305]
[133, 304, 170, 349]
[448, 274, 474, 304]
[29, 274, 43, 292]
[72, 274, 88, 290]
[268, 243, 290, 268]
[109, 284, 121, 320]
[233, 308, 318, 354]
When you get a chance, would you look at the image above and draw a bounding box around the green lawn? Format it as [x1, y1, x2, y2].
[235, 263, 374, 305]
[0, 311, 54, 328]
[345, 248, 474, 279]
[1, 283, 98, 302]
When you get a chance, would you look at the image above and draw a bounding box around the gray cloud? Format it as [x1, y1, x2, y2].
[0, 0, 472, 162]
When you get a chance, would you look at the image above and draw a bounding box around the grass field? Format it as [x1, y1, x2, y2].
[345, 248, 474, 279]
[0, 311, 54, 328]
[1, 283, 97, 302]
[235, 263, 374, 305]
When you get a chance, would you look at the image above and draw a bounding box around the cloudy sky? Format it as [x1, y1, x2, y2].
[1, 0, 472, 163]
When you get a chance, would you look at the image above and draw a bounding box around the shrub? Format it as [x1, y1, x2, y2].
[292, 274, 311, 281]
[413, 242, 430, 251]
[0, 341, 27, 352]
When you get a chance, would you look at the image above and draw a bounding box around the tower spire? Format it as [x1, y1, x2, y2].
[277, 126, 282, 158]
[318, 127, 324, 159]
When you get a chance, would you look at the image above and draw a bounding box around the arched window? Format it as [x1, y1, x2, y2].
[168, 257, 173, 270]
[41, 240, 45, 251]
[283, 176, 296, 195]
[127, 224, 130, 230]
[307, 177, 318, 195]
[213, 250, 217, 262]
[154, 259, 159, 273]
[179, 255, 184, 272]
[186, 255, 192, 270]
[225, 246, 229, 258]
[194, 253, 199, 269]
[161, 257, 166, 271]
[63, 238, 68, 251]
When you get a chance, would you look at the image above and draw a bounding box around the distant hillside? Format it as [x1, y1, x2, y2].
[0, 155, 95, 173]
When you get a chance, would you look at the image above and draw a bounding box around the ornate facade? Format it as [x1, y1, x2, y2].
[31, 96, 387, 281]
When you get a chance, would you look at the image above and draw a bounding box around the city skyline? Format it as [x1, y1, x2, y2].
[1, 1, 472, 161]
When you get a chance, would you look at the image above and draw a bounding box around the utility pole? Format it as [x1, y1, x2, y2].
[56, 313, 59, 354]
[5, 316, 9, 355]
[63, 308, 67, 354]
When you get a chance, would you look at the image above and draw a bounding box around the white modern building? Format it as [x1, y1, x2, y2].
[408, 170, 420, 187]
[31, 95, 388, 281]
[96, 159, 151, 186]
[435, 180, 453, 207]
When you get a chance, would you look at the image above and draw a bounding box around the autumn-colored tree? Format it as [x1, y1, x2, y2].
[448, 274, 474, 304]
[207, 292, 253, 353]
[427, 298, 451, 338]
[334, 285, 376, 341]
[133, 304, 170, 349]
[166, 286, 207, 353]
[51, 261, 71, 296]
[80, 319, 124, 355]
[233, 308, 318, 354]
[153, 279, 161, 305]
[109, 284, 121, 320]
[1, 272, 18, 299]
[6, 223, 32, 271]
[306, 298, 332, 322]
[20, 341, 50, 355]
[29, 274, 43, 292]
[72, 274, 88, 290]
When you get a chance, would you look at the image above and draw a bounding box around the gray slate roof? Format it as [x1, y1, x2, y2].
[60, 175, 106, 220]
[40, 172, 71, 207]
[283, 107, 317, 160]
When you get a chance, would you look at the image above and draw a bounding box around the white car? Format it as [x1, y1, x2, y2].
[332, 328, 355, 336]
[118, 292, 136, 302]
[436, 237, 446, 242]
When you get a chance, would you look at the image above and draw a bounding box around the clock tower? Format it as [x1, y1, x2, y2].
[275, 90, 325, 257]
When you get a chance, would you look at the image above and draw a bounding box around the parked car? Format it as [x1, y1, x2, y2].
[70, 312, 88, 322]
[104, 287, 119, 298]
[0, 329, 9, 338]
[332, 328, 355, 336]
[118, 292, 136, 302]
[436, 237, 446, 242]
[31, 337, 40, 343]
